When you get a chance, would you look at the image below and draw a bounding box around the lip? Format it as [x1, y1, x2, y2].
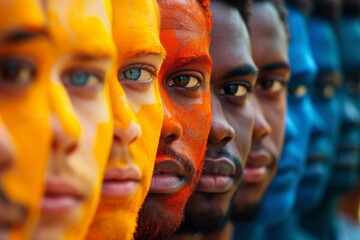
[149, 158, 187, 194]
[336, 145, 360, 168]
[0, 188, 27, 227]
[243, 150, 273, 183]
[197, 157, 236, 193]
[41, 178, 84, 215]
[102, 165, 141, 197]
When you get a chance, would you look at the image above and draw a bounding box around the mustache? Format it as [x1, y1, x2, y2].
[207, 149, 243, 179]
[159, 148, 196, 178]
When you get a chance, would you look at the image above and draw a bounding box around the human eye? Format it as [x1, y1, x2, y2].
[316, 83, 338, 99]
[256, 76, 286, 95]
[118, 64, 156, 91]
[0, 57, 35, 89]
[62, 69, 104, 96]
[168, 72, 202, 90]
[288, 84, 308, 98]
[220, 82, 251, 98]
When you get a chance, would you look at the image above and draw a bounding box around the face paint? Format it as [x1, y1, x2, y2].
[329, 17, 360, 192]
[33, 0, 115, 239]
[135, 0, 212, 239]
[256, 5, 319, 224]
[232, 1, 290, 222]
[174, 2, 256, 235]
[87, 0, 164, 239]
[294, 16, 342, 212]
[0, 1, 53, 238]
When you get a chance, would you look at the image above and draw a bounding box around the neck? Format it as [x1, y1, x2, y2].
[233, 221, 265, 240]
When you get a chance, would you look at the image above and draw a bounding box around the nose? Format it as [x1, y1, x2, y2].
[160, 102, 183, 144]
[251, 96, 271, 141]
[342, 97, 360, 128]
[208, 95, 235, 147]
[309, 104, 327, 139]
[113, 121, 141, 147]
[0, 120, 16, 173]
[49, 82, 80, 155]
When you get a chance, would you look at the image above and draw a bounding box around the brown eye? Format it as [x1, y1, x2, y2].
[0, 58, 35, 87]
[289, 85, 308, 97]
[220, 83, 250, 97]
[257, 78, 285, 93]
[169, 75, 201, 89]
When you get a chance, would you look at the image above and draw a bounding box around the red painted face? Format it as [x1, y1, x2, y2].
[135, 0, 212, 239]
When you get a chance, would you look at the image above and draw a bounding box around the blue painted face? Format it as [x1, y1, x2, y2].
[255, 6, 318, 224]
[294, 17, 342, 212]
[328, 17, 360, 193]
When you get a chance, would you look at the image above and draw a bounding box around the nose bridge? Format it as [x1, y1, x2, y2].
[208, 95, 235, 146]
[49, 82, 81, 139]
[252, 96, 271, 141]
[160, 98, 183, 144]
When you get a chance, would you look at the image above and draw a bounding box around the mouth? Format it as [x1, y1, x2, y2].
[41, 179, 84, 215]
[0, 188, 27, 227]
[149, 159, 187, 194]
[243, 150, 273, 184]
[102, 165, 141, 197]
[336, 145, 360, 168]
[307, 154, 327, 164]
[197, 157, 237, 193]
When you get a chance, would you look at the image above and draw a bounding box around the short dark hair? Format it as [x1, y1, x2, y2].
[343, 0, 360, 17]
[312, 0, 341, 25]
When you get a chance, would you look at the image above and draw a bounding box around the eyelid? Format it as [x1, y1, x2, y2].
[118, 63, 157, 80]
[219, 81, 253, 95]
[167, 71, 203, 89]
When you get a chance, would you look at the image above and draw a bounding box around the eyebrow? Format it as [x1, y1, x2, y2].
[224, 64, 258, 79]
[1, 29, 49, 44]
[173, 55, 212, 68]
[260, 62, 291, 72]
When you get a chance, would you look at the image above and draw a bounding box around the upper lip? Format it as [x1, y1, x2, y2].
[202, 157, 236, 176]
[153, 157, 186, 178]
[103, 165, 141, 182]
[44, 178, 85, 200]
[245, 149, 273, 168]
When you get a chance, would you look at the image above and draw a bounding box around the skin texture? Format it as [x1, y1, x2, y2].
[33, 0, 115, 239]
[256, 4, 319, 230]
[135, 0, 212, 239]
[295, 15, 342, 213]
[232, 1, 290, 223]
[86, 0, 165, 239]
[0, 1, 53, 238]
[172, 2, 257, 237]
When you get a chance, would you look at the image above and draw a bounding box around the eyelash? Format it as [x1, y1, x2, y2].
[118, 64, 157, 90]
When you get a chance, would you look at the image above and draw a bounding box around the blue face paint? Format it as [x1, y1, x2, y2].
[255, 5, 318, 225]
[294, 17, 342, 213]
[329, 17, 360, 193]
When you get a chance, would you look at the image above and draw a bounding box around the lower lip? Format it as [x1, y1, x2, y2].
[102, 180, 139, 197]
[149, 174, 185, 194]
[243, 166, 267, 183]
[41, 196, 80, 214]
[197, 175, 233, 193]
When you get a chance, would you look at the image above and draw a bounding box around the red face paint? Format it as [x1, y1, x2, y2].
[134, 1, 212, 239]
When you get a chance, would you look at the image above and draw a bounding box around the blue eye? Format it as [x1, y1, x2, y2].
[69, 71, 89, 86]
[124, 68, 141, 80]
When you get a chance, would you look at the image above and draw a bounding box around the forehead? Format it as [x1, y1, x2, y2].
[0, 0, 46, 37]
[47, 0, 114, 57]
[113, 0, 164, 61]
[210, 3, 253, 70]
[249, 2, 288, 66]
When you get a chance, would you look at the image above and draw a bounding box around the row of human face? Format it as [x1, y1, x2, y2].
[0, 0, 165, 239]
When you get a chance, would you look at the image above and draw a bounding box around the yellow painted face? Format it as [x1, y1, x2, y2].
[0, 1, 53, 239]
[33, 0, 116, 239]
[87, 0, 164, 239]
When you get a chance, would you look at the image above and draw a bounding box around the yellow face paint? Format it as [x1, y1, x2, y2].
[87, 0, 164, 239]
[33, 0, 115, 239]
[0, 1, 53, 239]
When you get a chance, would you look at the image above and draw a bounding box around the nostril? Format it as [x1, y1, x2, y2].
[163, 134, 179, 144]
[65, 143, 77, 156]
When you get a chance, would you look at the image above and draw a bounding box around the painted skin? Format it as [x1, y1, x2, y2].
[295, 16, 342, 213]
[256, 4, 319, 227]
[135, 0, 212, 239]
[232, 1, 290, 222]
[33, 0, 116, 239]
[86, 0, 165, 239]
[172, 2, 257, 237]
[0, 1, 54, 238]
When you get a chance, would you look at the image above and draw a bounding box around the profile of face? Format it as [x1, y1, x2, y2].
[34, 0, 115, 239]
[135, 0, 212, 239]
[176, 2, 256, 234]
[231, 1, 290, 222]
[294, 16, 342, 212]
[329, 16, 360, 192]
[0, 1, 53, 238]
[87, 0, 165, 239]
[256, 5, 318, 224]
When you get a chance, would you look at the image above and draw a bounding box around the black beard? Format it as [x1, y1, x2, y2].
[231, 201, 262, 223]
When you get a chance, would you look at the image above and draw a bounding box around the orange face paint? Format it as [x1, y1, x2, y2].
[135, 1, 212, 239]
[0, 1, 53, 239]
[86, 0, 165, 239]
[33, 0, 115, 239]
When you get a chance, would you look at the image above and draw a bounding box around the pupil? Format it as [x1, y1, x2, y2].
[175, 75, 190, 86]
[262, 79, 273, 89]
[70, 72, 88, 86]
[224, 84, 238, 95]
[125, 68, 141, 80]
[2, 60, 20, 79]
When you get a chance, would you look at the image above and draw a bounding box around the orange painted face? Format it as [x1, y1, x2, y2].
[87, 0, 164, 239]
[135, 0, 212, 239]
[0, 1, 53, 238]
[33, 0, 116, 239]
